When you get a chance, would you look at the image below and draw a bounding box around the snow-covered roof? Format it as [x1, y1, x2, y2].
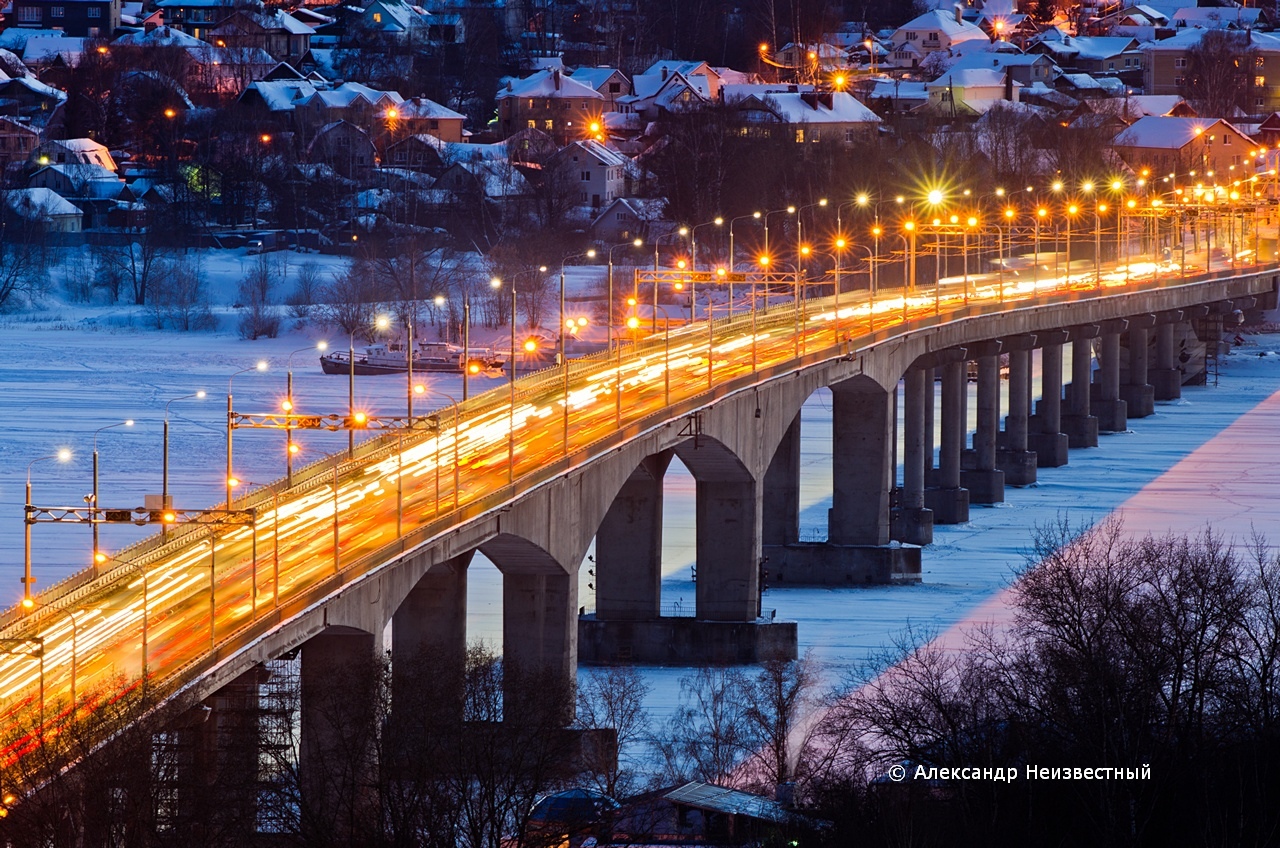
[42, 138, 116, 170]
[590, 196, 663, 230]
[1114, 116, 1240, 149]
[213, 8, 315, 34]
[1032, 34, 1136, 61]
[949, 51, 1051, 72]
[721, 82, 815, 103]
[568, 66, 624, 91]
[1172, 6, 1264, 28]
[558, 139, 628, 168]
[0, 29, 65, 52]
[6, 187, 81, 219]
[113, 25, 206, 47]
[496, 69, 602, 100]
[21, 36, 85, 64]
[441, 160, 531, 197]
[868, 78, 928, 101]
[240, 80, 317, 111]
[1119, 94, 1193, 118]
[7, 75, 66, 102]
[741, 91, 881, 125]
[642, 59, 712, 79]
[393, 96, 464, 121]
[894, 9, 989, 43]
[930, 67, 1013, 89]
[303, 81, 403, 110]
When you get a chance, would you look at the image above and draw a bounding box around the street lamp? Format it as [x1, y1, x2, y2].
[727, 211, 762, 315]
[652, 228, 687, 331]
[91, 419, 134, 568]
[413, 383, 460, 515]
[227, 361, 267, 509]
[23, 450, 71, 611]
[284, 343, 326, 486]
[606, 238, 643, 350]
[627, 307, 672, 406]
[163, 390, 205, 529]
[689, 216, 724, 272]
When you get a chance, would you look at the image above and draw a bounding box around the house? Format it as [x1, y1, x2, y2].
[433, 159, 531, 202]
[31, 138, 116, 170]
[10, 0, 119, 37]
[568, 67, 631, 109]
[948, 51, 1056, 89]
[735, 89, 881, 143]
[550, 139, 627, 210]
[0, 118, 40, 173]
[1171, 6, 1270, 30]
[306, 120, 377, 180]
[642, 59, 723, 97]
[1113, 117, 1256, 180]
[0, 75, 66, 130]
[383, 133, 445, 173]
[27, 162, 123, 227]
[619, 69, 711, 123]
[4, 186, 81, 232]
[589, 196, 662, 243]
[1028, 31, 1139, 74]
[208, 9, 313, 65]
[384, 96, 466, 143]
[153, 0, 239, 39]
[977, 13, 1039, 49]
[495, 69, 605, 142]
[889, 9, 990, 65]
[296, 82, 404, 137]
[1144, 29, 1280, 115]
[20, 36, 85, 69]
[925, 67, 1020, 115]
[356, 0, 447, 41]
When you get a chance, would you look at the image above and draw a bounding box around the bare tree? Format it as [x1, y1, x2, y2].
[98, 229, 169, 306]
[575, 665, 651, 798]
[652, 666, 756, 786]
[237, 254, 283, 339]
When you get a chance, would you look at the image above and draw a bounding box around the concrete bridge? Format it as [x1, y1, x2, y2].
[0, 266, 1275, 811]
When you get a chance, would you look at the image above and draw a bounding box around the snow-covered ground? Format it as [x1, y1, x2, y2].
[3, 248, 1280, 734]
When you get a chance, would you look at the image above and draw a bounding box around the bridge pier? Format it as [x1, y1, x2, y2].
[391, 553, 470, 733]
[1062, 326, 1100, 447]
[762, 415, 801, 547]
[300, 628, 381, 839]
[925, 358, 970, 523]
[997, 336, 1037, 486]
[1151, 313, 1184, 400]
[961, 345, 1005, 504]
[594, 454, 671, 619]
[1121, 317, 1156, 418]
[505, 571, 576, 716]
[1028, 333, 1070, 468]
[893, 366, 933, 544]
[1092, 320, 1129, 432]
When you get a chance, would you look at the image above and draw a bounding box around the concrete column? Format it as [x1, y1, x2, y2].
[300, 628, 380, 836]
[695, 478, 761, 621]
[997, 338, 1037, 486]
[762, 415, 801, 547]
[1028, 335, 1069, 467]
[925, 359, 969, 523]
[1062, 327, 1099, 448]
[505, 570, 577, 719]
[892, 367, 933, 545]
[1120, 319, 1155, 418]
[596, 453, 671, 619]
[1092, 320, 1128, 432]
[922, 367, 935, 476]
[392, 553, 470, 724]
[1150, 316, 1183, 400]
[829, 379, 893, 547]
[961, 353, 1005, 504]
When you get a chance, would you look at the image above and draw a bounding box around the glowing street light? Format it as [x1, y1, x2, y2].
[162, 390, 206, 533]
[91, 419, 134, 568]
[227, 361, 267, 509]
[23, 450, 71, 610]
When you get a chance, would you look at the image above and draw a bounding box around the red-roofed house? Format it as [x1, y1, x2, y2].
[495, 68, 604, 142]
[1112, 116, 1255, 177]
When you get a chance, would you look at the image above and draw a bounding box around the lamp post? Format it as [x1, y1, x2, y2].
[91, 419, 134, 567]
[607, 239, 643, 350]
[560, 249, 597, 366]
[727, 211, 762, 315]
[1094, 200, 1107, 289]
[163, 391, 205, 527]
[415, 384, 460, 514]
[1034, 206, 1048, 287]
[227, 361, 267, 509]
[284, 344, 325, 487]
[23, 450, 71, 611]
[1064, 202, 1079, 283]
[652, 228, 687, 331]
[627, 306, 672, 406]
[347, 318, 388, 459]
[689, 217, 723, 273]
[762, 205, 796, 269]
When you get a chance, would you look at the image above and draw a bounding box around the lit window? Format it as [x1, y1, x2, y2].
[544, 119, 553, 130]
[372, 12, 381, 22]
[1256, 75, 1266, 87]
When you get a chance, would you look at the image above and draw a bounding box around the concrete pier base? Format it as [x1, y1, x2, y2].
[1060, 411, 1099, 448]
[1150, 367, 1182, 401]
[578, 615, 797, 665]
[997, 449, 1038, 486]
[891, 506, 934, 546]
[960, 468, 1005, 504]
[1026, 430, 1069, 467]
[924, 486, 969, 524]
[1119, 383, 1155, 418]
[764, 542, 921, 585]
[1094, 397, 1128, 433]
